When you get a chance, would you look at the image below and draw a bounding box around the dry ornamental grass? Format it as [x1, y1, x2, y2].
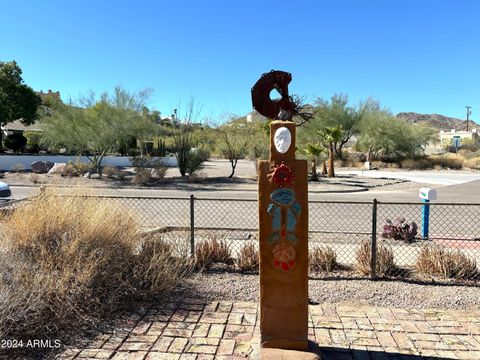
[416, 245, 478, 280]
[309, 246, 338, 273]
[0, 191, 191, 358]
[355, 240, 396, 276]
[195, 236, 232, 270]
[237, 243, 259, 272]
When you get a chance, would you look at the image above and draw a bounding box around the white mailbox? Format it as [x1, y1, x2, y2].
[419, 187, 437, 201]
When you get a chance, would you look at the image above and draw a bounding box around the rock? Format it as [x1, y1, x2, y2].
[83, 172, 92, 179]
[31, 161, 55, 174]
[90, 173, 102, 180]
[31, 161, 48, 174]
[48, 163, 67, 174]
[45, 161, 54, 172]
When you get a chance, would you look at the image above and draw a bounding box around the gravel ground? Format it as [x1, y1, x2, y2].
[175, 272, 480, 310]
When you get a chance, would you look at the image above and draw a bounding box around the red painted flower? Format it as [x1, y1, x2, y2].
[268, 162, 293, 187]
[272, 242, 296, 272]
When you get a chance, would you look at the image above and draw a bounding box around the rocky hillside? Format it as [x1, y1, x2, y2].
[397, 112, 478, 131]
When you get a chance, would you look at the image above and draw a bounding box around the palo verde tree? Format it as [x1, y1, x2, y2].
[302, 94, 362, 160]
[0, 61, 42, 152]
[41, 86, 155, 174]
[217, 122, 249, 178]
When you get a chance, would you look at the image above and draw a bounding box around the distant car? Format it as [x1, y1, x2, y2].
[0, 182, 11, 197]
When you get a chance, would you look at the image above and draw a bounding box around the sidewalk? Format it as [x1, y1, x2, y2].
[55, 299, 480, 360]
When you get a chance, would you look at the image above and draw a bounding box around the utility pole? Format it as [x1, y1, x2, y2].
[465, 106, 472, 132]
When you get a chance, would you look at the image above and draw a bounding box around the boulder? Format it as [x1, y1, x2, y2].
[45, 161, 54, 172]
[31, 161, 54, 174]
[90, 173, 102, 180]
[48, 163, 67, 175]
[31, 161, 48, 174]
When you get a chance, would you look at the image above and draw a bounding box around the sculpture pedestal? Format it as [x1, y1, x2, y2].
[261, 348, 321, 360]
[258, 121, 309, 350]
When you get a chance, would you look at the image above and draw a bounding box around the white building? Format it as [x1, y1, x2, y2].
[439, 128, 479, 147]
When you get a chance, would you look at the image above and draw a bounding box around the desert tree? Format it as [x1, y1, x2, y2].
[217, 123, 249, 178]
[0, 61, 42, 152]
[41, 86, 155, 174]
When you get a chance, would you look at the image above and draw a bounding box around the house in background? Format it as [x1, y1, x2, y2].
[1, 119, 42, 138]
[439, 128, 479, 148]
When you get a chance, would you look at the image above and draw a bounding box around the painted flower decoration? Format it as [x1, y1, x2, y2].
[268, 162, 293, 187]
[272, 242, 296, 272]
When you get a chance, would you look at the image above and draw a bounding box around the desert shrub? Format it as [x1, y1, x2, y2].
[309, 246, 338, 272]
[4, 133, 27, 153]
[402, 155, 463, 170]
[431, 155, 463, 169]
[237, 243, 259, 272]
[195, 236, 232, 270]
[62, 159, 91, 177]
[348, 152, 367, 163]
[464, 156, 480, 169]
[29, 173, 41, 184]
[186, 148, 209, 176]
[153, 139, 168, 157]
[173, 130, 208, 176]
[382, 218, 417, 243]
[102, 165, 120, 178]
[132, 156, 167, 185]
[416, 245, 478, 279]
[401, 158, 432, 170]
[355, 240, 396, 276]
[0, 192, 190, 356]
[24, 131, 43, 153]
[10, 163, 25, 173]
[133, 238, 192, 294]
[103, 166, 128, 181]
[380, 152, 404, 164]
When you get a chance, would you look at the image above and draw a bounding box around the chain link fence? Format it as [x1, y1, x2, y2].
[3, 195, 480, 282]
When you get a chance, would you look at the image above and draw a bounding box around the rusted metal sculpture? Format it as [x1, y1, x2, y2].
[251, 70, 296, 121]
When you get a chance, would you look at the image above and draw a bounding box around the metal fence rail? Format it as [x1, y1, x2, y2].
[5, 195, 480, 282]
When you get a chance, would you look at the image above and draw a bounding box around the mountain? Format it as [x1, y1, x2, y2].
[396, 112, 478, 131]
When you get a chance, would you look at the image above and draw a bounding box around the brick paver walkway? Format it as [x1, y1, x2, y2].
[56, 299, 480, 360]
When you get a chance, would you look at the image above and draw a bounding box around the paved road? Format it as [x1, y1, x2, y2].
[338, 169, 480, 186]
[9, 179, 480, 203]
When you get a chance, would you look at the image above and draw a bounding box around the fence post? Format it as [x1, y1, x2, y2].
[371, 198, 378, 280]
[190, 194, 195, 257]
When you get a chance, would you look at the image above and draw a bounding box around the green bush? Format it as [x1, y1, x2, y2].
[62, 160, 91, 177]
[24, 131, 43, 153]
[186, 148, 209, 176]
[131, 156, 168, 185]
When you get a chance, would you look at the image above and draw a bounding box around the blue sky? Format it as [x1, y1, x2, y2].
[1, 0, 479, 123]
